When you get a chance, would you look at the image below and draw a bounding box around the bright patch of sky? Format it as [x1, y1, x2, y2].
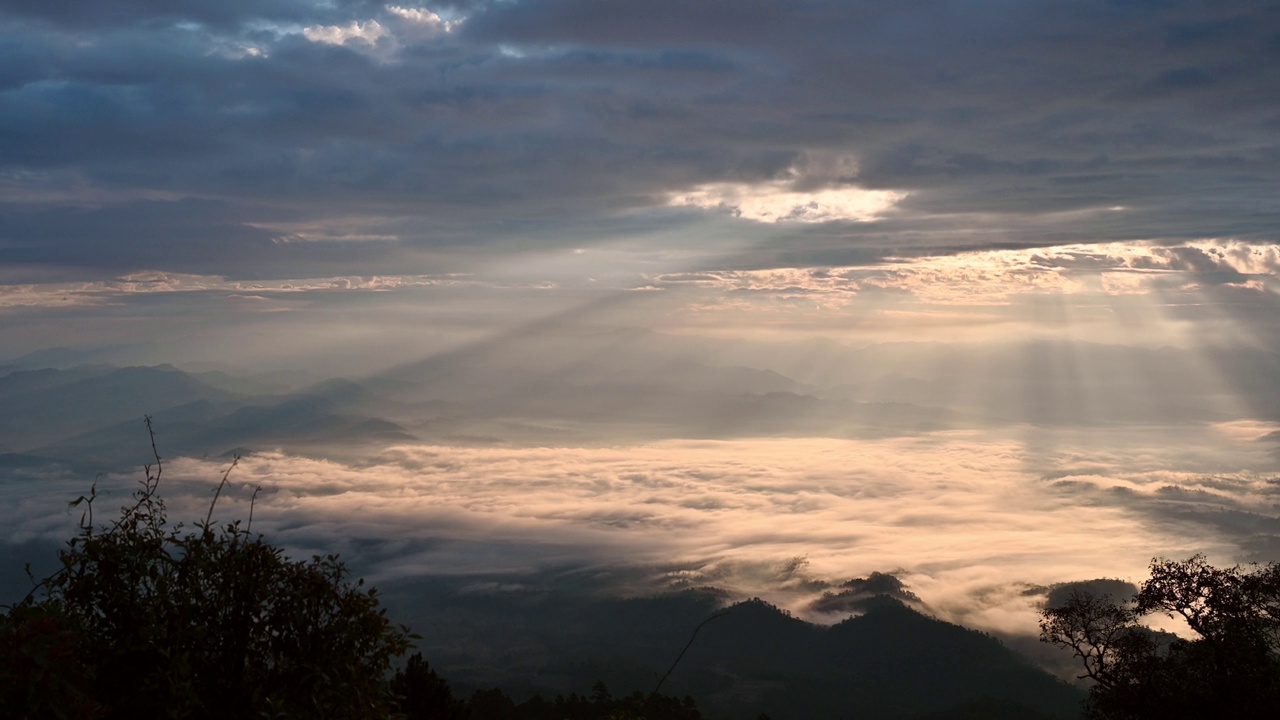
[667, 154, 906, 223]
[302, 4, 461, 50]
[303, 19, 388, 46]
[669, 181, 906, 223]
[385, 5, 462, 33]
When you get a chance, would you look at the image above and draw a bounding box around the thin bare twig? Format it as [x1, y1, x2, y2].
[110, 416, 166, 531]
[247, 485, 262, 533]
[145, 414, 162, 490]
[652, 609, 731, 696]
[204, 455, 241, 529]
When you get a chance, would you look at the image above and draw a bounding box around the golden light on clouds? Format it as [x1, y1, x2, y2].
[4, 421, 1245, 636]
[641, 239, 1280, 347]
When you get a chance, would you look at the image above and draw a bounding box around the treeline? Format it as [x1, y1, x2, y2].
[394, 654, 703, 720]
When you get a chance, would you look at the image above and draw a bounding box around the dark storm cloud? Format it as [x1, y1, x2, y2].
[0, 0, 383, 30]
[1, 0, 1278, 279]
[0, 196, 448, 280]
[0, 200, 276, 272]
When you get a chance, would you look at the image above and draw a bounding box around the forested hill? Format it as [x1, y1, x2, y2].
[396, 585, 1084, 720]
[680, 596, 1080, 719]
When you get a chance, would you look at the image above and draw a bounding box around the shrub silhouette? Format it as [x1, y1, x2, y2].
[1, 419, 412, 719]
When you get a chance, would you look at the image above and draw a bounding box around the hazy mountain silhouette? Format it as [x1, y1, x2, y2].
[0, 347, 120, 371]
[0, 365, 236, 452]
[0, 365, 116, 399]
[9, 337, 1264, 463]
[1, 365, 414, 467]
[2, 352, 949, 464]
[370, 342, 957, 442]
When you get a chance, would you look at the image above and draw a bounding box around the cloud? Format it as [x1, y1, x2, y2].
[6, 235, 1280, 382]
[0, 0, 356, 30]
[666, 152, 906, 223]
[303, 20, 389, 46]
[669, 181, 905, 223]
[6, 419, 1272, 636]
[1, 1, 1278, 283]
[630, 238, 1280, 348]
[300, 6, 463, 57]
[386, 5, 461, 33]
[0, 270, 474, 309]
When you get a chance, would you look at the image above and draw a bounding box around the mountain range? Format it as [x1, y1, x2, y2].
[378, 579, 1085, 720]
[9, 336, 1278, 470]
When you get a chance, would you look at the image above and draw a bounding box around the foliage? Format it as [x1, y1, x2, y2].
[458, 682, 702, 720]
[1040, 555, 1280, 720]
[386, 662, 705, 720]
[0, 419, 413, 719]
[385, 661, 705, 720]
[0, 602, 100, 718]
[390, 652, 468, 720]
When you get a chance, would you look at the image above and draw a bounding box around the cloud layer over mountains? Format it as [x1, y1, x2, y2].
[4, 344, 1279, 642]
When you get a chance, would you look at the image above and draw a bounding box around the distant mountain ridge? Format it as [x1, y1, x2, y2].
[0, 354, 961, 467]
[9, 336, 1272, 467]
[0, 364, 412, 466]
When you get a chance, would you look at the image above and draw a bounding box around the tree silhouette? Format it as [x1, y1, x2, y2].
[0, 419, 412, 719]
[391, 652, 468, 720]
[1040, 555, 1280, 720]
[461, 683, 703, 720]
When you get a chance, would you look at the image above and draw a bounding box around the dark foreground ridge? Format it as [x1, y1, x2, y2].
[394, 584, 1083, 720]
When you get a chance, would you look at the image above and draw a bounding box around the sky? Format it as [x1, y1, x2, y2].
[4, 0, 1280, 645]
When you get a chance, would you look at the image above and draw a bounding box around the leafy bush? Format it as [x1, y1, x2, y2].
[1, 419, 413, 719]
